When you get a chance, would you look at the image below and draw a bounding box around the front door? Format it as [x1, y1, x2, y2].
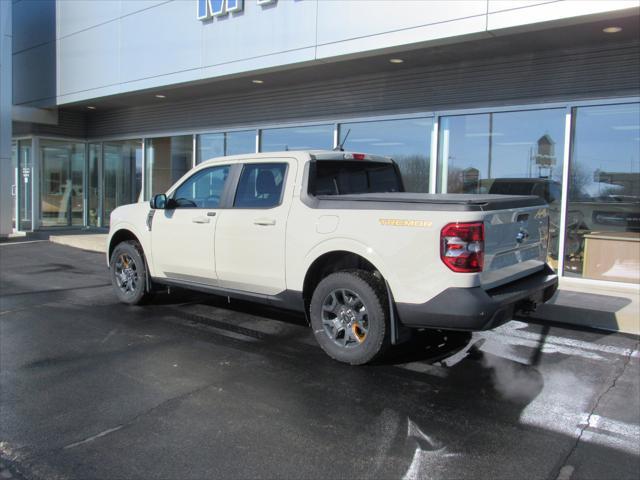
[40, 141, 85, 227]
[150, 164, 230, 285]
[215, 160, 296, 295]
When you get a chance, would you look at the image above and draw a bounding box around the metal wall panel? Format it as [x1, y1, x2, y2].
[12, 0, 56, 106]
[86, 41, 640, 139]
[51, 0, 638, 105]
[120, 1, 200, 84]
[317, 0, 486, 44]
[12, 42, 56, 105]
[13, 110, 87, 138]
[58, 20, 120, 96]
[12, 0, 55, 53]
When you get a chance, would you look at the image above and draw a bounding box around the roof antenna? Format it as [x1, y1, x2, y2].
[334, 129, 351, 151]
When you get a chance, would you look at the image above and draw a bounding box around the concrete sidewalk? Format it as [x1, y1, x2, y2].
[36, 231, 640, 336]
[49, 232, 107, 253]
[531, 278, 639, 336]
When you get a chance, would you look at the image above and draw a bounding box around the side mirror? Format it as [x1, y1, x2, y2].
[150, 193, 168, 209]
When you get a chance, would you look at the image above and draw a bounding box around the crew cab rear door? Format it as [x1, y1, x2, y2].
[214, 158, 297, 295]
[150, 164, 230, 284]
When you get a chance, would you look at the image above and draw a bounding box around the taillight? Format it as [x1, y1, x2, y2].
[440, 222, 484, 273]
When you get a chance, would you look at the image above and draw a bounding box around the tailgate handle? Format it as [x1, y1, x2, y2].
[516, 213, 529, 223]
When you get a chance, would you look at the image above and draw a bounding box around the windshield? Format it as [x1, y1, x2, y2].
[310, 161, 403, 196]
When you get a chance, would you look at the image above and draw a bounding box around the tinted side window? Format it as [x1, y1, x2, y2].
[234, 163, 287, 208]
[172, 165, 229, 208]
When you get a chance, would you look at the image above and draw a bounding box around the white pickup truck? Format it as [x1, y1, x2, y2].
[107, 150, 558, 364]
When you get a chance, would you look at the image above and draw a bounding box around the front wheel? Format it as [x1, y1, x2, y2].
[310, 270, 389, 365]
[110, 241, 152, 305]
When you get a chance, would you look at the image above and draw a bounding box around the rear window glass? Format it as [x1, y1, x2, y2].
[310, 161, 403, 196]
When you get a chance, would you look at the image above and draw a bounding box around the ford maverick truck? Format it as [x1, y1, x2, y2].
[107, 151, 558, 364]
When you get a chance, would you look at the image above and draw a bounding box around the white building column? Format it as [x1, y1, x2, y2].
[0, 0, 13, 237]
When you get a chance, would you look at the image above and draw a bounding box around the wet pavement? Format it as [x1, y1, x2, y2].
[0, 240, 638, 480]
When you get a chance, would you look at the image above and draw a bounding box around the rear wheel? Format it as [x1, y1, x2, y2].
[110, 241, 152, 305]
[310, 270, 389, 365]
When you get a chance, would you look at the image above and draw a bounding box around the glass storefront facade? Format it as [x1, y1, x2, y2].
[11, 98, 639, 287]
[260, 125, 334, 152]
[339, 118, 433, 193]
[438, 108, 566, 266]
[197, 130, 255, 164]
[564, 103, 640, 284]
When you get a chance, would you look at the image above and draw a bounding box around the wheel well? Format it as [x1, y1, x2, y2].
[302, 251, 383, 318]
[108, 229, 141, 260]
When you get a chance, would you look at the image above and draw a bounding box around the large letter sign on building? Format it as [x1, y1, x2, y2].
[197, 0, 243, 20]
[197, 0, 276, 21]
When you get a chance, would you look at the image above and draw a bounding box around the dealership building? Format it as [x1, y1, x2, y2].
[0, 1, 639, 327]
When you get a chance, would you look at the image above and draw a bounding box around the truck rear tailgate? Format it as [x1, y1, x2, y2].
[481, 205, 550, 289]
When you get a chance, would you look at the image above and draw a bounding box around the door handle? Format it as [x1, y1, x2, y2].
[192, 217, 211, 224]
[254, 218, 276, 226]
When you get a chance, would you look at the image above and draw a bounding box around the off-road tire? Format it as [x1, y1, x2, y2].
[310, 270, 389, 365]
[109, 241, 153, 305]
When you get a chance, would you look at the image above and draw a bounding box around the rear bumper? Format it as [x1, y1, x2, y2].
[396, 265, 558, 331]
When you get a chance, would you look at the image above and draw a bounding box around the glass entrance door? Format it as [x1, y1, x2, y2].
[87, 144, 101, 227]
[16, 140, 33, 231]
[11, 142, 17, 231]
[40, 140, 85, 227]
[102, 140, 142, 227]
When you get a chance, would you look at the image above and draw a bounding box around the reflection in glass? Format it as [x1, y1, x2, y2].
[226, 130, 256, 156]
[339, 118, 432, 192]
[260, 125, 333, 152]
[197, 130, 255, 164]
[197, 133, 224, 164]
[88, 144, 101, 227]
[145, 136, 193, 199]
[40, 140, 85, 227]
[564, 103, 640, 284]
[438, 109, 566, 267]
[103, 140, 142, 226]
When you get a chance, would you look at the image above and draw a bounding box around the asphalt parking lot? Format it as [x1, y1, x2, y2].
[0, 241, 638, 480]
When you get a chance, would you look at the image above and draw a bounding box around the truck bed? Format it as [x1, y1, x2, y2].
[313, 193, 546, 212]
